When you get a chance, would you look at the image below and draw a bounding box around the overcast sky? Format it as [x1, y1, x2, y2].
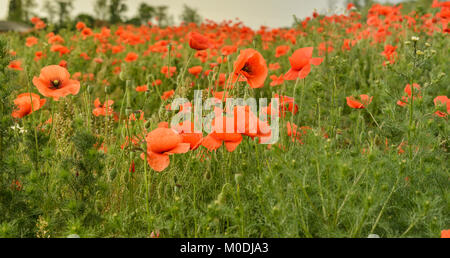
[0, 0, 404, 29]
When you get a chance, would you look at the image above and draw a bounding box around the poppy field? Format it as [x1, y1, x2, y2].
[0, 1, 449, 238]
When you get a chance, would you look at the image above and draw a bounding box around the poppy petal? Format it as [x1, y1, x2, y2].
[299, 64, 311, 79]
[310, 57, 324, 66]
[201, 134, 222, 151]
[284, 69, 299, 80]
[166, 143, 190, 154]
[224, 139, 242, 152]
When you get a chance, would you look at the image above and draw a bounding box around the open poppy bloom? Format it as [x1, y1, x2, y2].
[48, 35, 64, 44]
[11, 93, 46, 118]
[141, 127, 190, 172]
[124, 52, 138, 62]
[189, 32, 211, 51]
[34, 51, 46, 62]
[50, 44, 70, 56]
[231, 48, 268, 88]
[161, 66, 177, 78]
[76, 21, 86, 31]
[32, 65, 80, 101]
[275, 45, 290, 58]
[26, 36, 38, 47]
[270, 75, 284, 86]
[188, 66, 203, 78]
[34, 20, 46, 30]
[92, 98, 114, 117]
[433, 96, 449, 117]
[202, 116, 243, 152]
[8, 60, 23, 71]
[404, 83, 421, 97]
[397, 84, 421, 107]
[161, 90, 175, 100]
[346, 94, 373, 109]
[381, 44, 397, 65]
[81, 28, 93, 39]
[284, 47, 323, 80]
[135, 85, 148, 92]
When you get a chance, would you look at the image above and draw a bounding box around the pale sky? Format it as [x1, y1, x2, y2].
[0, 0, 404, 29]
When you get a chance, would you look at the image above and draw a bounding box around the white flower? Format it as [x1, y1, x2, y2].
[11, 124, 27, 134]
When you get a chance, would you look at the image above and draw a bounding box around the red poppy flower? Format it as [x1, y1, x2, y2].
[34, 51, 46, 62]
[76, 21, 86, 31]
[404, 83, 421, 97]
[161, 90, 175, 100]
[124, 52, 138, 62]
[8, 60, 23, 71]
[30, 16, 41, 24]
[59, 60, 68, 68]
[92, 98, 114, 117]
[32, 65, 80, 101]
[397, 84, 421, 107]
[26, 36, 38, 47]
[34, 21, 46, 30]
[433, 96, 449, 117]
[81, 28, 93, 39]
[318, 42, 334, 56]
[231, 48, 268, 88]
[284, 47, 323, 80]
[48, 35, 65, 45]
[12, 93, 46, 118]
[346, 94, 373, 109]
[80, 52, 90, 60]
[136, 85, 148, 92]
[202, 116, 243, 152]
[381, 45, 397, 65]
[270, 75, 284, 86]
[141, 127, 190, 172]
[286, 122, 311, 144]
[50, 44, 70, 56]
[189, 32, 211, 51]
[161, 66, 177, 78]
[188, 66, 203, 78]
[275, 45, 290, 58]
[269, 63, 281, 70]
[152, 79, 162, 86]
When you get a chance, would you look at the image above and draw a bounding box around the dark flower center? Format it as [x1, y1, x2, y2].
[51, 80, 61, 89]
[242, 63, 252, 74]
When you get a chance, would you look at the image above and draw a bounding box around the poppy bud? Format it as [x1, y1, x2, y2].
[129, 161, 135, 173]
[189, 32, 210, 51]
